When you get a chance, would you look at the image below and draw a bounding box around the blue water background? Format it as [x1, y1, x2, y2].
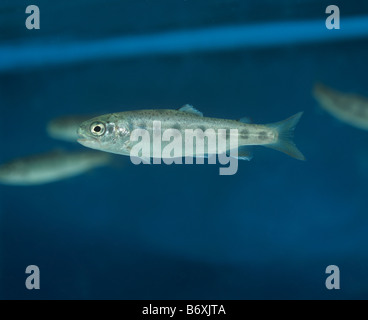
[1, 0, 368, 299]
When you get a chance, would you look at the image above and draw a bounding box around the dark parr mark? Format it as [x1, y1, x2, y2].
[171, 123, 182, 131]
[226, 129, 231, 141]
[258, 131, 267, 141]
[138, 122, 146, 130]
[197, 125, 207, 132]
[240, 129, 249, 139]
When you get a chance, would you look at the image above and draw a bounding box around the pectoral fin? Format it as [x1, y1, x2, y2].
[228, 146, 253, 161]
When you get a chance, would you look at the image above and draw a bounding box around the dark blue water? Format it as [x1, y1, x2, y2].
[1, 0, 368, 299]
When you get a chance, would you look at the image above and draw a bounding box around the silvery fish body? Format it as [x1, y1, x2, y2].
[313, 83, 368, 130]
[0, 150, 111, 186]
[77, 105, 304, 160]
[47, 115, 95, 142]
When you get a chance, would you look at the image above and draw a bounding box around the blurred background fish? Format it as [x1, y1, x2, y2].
[313, 83, 368, 130]
[0, 150, 112, 186]
[47, 115, 96, 142]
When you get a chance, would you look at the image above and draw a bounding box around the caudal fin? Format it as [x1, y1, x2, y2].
[265, 112, 305, 160]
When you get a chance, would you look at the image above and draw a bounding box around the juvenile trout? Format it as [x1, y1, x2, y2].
[77, 105, 305, 161]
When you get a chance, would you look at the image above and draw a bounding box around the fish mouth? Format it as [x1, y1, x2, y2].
[77, 137, 101, 150]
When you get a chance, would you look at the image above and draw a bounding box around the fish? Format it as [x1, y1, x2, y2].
[313, 83, 368, 130]
[77, 105, 305, 161]
[0, 150, 111, 186]
[47, 115, 95, 142]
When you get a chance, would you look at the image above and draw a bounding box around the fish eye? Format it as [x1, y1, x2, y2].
[90, 122, 106, 136]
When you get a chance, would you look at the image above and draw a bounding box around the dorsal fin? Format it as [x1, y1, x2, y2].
[238, 117, 252, 124]
[178, 104, 203, 117]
